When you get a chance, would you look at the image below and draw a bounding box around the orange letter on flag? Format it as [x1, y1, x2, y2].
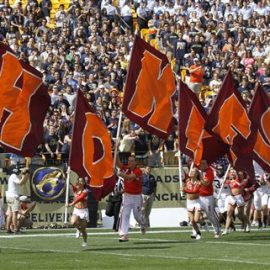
[0, 44, 50, 157]
[249, 84, 270, 172]
[69, 90, 115, 200]
[123, 35, 176, 139]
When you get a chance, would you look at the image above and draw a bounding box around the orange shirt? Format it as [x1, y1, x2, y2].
[121, 165, 142, 195]
[189, 64, 204, 83]
[199, 167, 214, 196]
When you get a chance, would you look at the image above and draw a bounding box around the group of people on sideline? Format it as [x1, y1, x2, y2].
[183, 159, 270, 240]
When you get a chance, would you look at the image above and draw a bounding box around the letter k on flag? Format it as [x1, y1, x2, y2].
[69, 90, 115, 200]
[122, 35, 176, 139]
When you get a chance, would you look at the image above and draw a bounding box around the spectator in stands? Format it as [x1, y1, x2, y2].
[148, 134, 163, 168]
[188, 58, 204, 97]
[118, 129, 138, 164]
[43, 125, 59, 165]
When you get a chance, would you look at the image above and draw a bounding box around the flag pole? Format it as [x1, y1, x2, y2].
[188, 128, 204, 176]
[113, 111, 123, 168]
[217, 163, 231, 200]
[64, 90, 80, 225]
[64, 166, 71, 224]
[177, 78, 184, 198]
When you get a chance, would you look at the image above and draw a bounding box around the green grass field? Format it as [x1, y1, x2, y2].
[0, 227, 270, 270]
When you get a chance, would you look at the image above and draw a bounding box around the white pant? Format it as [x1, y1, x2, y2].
[186, 198, 201, 212]
[73, 207, 89, 222]
[254, 189, 269, 210]
[200, 195, 220, 234]
[227, 194, 245, 207]
[118, 193, 144, 237]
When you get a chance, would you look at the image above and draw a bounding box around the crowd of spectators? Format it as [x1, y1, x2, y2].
[1, 0, 270, 167]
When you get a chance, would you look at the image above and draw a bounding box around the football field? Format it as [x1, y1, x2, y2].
[0, 228, 270, 270]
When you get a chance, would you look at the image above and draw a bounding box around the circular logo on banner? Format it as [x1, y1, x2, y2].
[31, 167, 66, 201]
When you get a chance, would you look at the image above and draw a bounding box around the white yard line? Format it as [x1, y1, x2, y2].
[206, 241, 270, 247]
[94, 252, 270, 266]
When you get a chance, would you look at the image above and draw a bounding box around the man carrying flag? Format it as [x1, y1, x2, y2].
[178, 81, 227, 238]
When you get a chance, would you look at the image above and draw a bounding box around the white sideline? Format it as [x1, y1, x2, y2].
[0, 229, 188, 238]
[0, 228, 270, 238]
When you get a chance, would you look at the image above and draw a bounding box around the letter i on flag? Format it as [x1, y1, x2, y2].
[178, 81, 228, 165]
[122, 35, 176, 139]
[69, 90, 116, 200]
[0, 43, 50, 157]
[249, 84, 270, 172]
[205, 70, 256, 175]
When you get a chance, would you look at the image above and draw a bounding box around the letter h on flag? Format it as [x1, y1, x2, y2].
[0, 43, 50, 157]
[122, 35, 176, 139]
[205, 70, 256, 174]
[249, 84, 270, 172]
[69, 90, 115, 200]
[179, 81, 228, 165]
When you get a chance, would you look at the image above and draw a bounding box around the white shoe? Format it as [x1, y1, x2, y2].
[251, 221, 258, 227]
[214, 233, 221, 239]
[196, 234, 201, 240]
[75, 229, 80, 238]
[222, 230, 228, 235]
[245, 224, 251, 233]
[82, 241, 88, 247]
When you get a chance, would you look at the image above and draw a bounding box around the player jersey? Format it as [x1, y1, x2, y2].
[121, 165, 142, 195]
[214, 176, 231, 199]
[199, 167, 214, 196]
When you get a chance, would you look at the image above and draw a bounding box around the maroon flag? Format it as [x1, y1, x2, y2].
[69, 90, 115, 200]
[205, 70, 256, 174]
[0, 43, 50, 157]
[179, 81, 228, 165]
[249, 84, 270, 172]
[122, 35, 176, 139]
